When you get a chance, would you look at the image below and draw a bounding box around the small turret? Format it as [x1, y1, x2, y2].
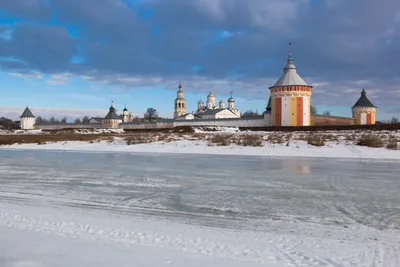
[228, 91, 235, 110]
[219, 100, 225, 109]
[352, 88, 377, 125]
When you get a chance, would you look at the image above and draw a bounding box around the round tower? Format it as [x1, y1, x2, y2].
[206, 89, 216, 109]
[122, 104, 130, 123]
[19, 106, 36, 130]
[269, 53, 313, 126]
[352, 88, 377, 125]
[219, 100, 225, 109]
[228, 93, 235, 110]
[174, 81, 186, 119]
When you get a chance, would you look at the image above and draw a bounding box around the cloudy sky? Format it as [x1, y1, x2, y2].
[0, 0, 399, 121]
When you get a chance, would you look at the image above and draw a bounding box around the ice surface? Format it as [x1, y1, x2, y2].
[0, 150, 400, 266]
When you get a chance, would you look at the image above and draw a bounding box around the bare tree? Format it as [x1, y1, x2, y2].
[49, 117, 57, 123]
[82, 116, 90, 123]
[144, 108, 158, 121]
[322, 111, 331, 117]
[310, 105, 318, 115]
[36, 116, 43, 124]
[391, 116, 399, 124]
[242, 110, 260, 117]
[61, 117, 67, 123]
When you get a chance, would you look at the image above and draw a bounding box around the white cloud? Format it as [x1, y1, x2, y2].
[9, 71, 43, 79]
[48, 73, 71, 85]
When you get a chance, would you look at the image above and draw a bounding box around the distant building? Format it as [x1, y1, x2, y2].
[19, 107, 36, 130]
[174, 82, 186, 119]
[352, 88, 377, 125]
[101, 102, 122, 128]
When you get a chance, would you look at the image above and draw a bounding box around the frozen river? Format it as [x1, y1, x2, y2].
[0, 149, 400, 267]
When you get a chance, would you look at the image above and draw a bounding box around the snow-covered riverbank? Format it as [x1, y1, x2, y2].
[2, 138, 400, 159]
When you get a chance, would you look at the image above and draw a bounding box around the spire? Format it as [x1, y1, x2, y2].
[352, 88, 376, 108]
[178, 80, 182, 90]
[123, 104, 128, 112]
[230, 91, 233, 98]
[361, 88, 366, 96]
[284, 52, 296, 70]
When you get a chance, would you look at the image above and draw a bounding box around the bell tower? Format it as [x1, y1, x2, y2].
[174, 81, 186, 119]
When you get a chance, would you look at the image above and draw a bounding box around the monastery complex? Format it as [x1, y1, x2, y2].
[19, 53, 377, 130]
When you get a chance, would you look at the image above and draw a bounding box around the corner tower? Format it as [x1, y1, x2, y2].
[174, 81, 186, 119]
[269, 53, 313, 126]
[20, 106, 36, 130]
[352, 88, 377, 125]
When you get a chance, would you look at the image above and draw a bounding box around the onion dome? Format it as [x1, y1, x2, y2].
[271, 53, 309, 87]
[123, 104, 128, 112]
[352, 88, 376, 108]
[198, 99, 204, 104]
[228, 97, 235, 102]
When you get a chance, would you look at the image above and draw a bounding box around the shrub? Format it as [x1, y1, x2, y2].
[125, 135, 148, 145]
[357, 135, 384, 148]
[386, 139, 399, 150]
[210, 134, 232, 146]
[307, 134, 326, 147]
[236, 135, 263, 147]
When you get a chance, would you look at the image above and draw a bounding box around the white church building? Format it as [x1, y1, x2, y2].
[174, 82, 241, 120]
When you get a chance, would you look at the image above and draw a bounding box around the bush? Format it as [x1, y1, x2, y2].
[386, 139, 399, 150]
[210, 134, 232, 146]
[357, 135, 384, 148]
[236, 135, 263, 147]
[307, 134, 326, 147]
[125, 135, 149, 145]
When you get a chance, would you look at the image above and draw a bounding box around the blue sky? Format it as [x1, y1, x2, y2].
[0, 0, 399, 121]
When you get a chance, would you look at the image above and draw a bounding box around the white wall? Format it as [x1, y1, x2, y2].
[35, 123, 102, 130]
[20, 117, 36, 130]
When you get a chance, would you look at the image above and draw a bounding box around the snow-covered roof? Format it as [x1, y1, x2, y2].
[271, 53, 310, 87]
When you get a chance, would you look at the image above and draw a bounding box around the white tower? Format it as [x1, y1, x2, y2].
[228, 92, 235, 110]
[219, 100, 225, 109]
[19, 106, 36, 130]
[174, 81, 186, 119]
[206, 89, 216, 109]
[122, 104, 131, 123]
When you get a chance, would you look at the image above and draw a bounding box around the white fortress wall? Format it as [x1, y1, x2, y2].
[34, 123, 102, 130]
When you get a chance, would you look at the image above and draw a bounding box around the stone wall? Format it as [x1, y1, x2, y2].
[35, 123, 102, 130]
[310, 115, 355, 126]
[121, 116, 269, 130]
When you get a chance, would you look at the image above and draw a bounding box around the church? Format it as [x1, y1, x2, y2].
[173, 83, 241, 120]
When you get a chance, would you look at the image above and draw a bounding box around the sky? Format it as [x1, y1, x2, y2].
[0, 0, 399, 121]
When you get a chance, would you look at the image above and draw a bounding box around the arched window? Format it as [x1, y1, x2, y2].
[178, 103, 181, 108]
[175, 103, 177, 109]
[182, 103, 185, 108]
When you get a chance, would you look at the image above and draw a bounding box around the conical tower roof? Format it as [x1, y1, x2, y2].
[266, 96, 272, 111]
[270, 53, 310, 88]
[104, 101, 120, 119]
[352, 89, 376, 108]
[20, 107, 35, 118]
